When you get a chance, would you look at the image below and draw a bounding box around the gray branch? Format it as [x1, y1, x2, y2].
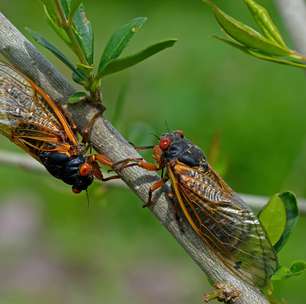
[1, 150, 306, 214]
[275, 0, 306, 54]
[0, 12, 269, 303]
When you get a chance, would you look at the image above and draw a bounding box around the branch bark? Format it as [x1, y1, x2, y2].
[0, 12, 269, 303]
[1, 150, 306, 214]
[275, 0, 306, 54]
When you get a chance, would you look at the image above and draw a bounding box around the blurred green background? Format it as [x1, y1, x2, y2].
[0, 0, 306, 303]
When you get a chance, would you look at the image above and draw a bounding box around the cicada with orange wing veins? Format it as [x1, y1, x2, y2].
[0, 62, 113, 193]
[116, 130, 278, 289]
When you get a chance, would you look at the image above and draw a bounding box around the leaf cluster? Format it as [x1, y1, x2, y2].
[27, 0, 177, 104]
[205, 0, 306, 68]
[258, 192, 305, 285]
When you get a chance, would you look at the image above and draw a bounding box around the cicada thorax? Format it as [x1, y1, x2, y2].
[0, 62, 100, 193]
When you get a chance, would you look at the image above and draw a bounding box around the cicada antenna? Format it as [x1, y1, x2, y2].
[164, 120, 170, 133]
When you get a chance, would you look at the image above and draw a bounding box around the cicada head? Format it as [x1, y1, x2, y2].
[156, 130, 207, 168]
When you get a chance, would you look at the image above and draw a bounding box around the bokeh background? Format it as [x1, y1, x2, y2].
[1, 0, 306, 303]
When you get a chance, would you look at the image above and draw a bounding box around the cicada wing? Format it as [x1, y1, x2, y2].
[0, 62, 75, 159]
[168, 163, 278, 288]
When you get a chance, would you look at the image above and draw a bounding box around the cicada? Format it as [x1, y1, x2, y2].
[0, 62, 112, 193]
[116, 130, 278, 288]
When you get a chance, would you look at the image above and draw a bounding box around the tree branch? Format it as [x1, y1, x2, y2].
[1, 150, 306, 214]
[0, 12, 269, 303]
[275, 0, 306, 54]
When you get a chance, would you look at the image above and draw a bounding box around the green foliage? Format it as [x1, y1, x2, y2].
[205, 0, 306, 69]
[69, 0, 83, 19]
[72, 4, 94, 64]
[243, 0, 287, 48]
[272, 261, 306, 281]
[259, 192, 299, 253]
[27, 1, 177, 105]
[68, 91, 88, 104]
[97, 17, 148, 76]
[26, 27, 86, 82]
[99, 39, 177, 77]
[259, 192, 306, 285]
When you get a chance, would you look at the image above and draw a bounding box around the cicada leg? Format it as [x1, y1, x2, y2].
[113, 158, 160, 172]
[113, 158, 166, 206]
[82, 110, 104, 144]
[87, 154, 120, 181]
[128, 142, 154, 151]
[144, 178, 167, 208]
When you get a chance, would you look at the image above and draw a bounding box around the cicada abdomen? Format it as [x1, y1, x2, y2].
[0, 62, 109, 193]
[117, 130, 278, 288]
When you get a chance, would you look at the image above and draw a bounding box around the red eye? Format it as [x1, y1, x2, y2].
[79, 163, 92, 176]
[159, 137, 171, 150]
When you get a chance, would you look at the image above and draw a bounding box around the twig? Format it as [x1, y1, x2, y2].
[1, 150, 306, 214]
[0, 12, 269, 303]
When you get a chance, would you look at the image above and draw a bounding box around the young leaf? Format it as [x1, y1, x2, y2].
[68, 91, 88, 104]
[43, 4, 71, 45]
[69, 0, 83, 19]
[272, 261, 306, 281]
[26, 27, 85, 80]
[259, 192, 299, 252]
[41, 0, 60, 25]
[72, 4, 94, 65]
[60, 0, 70, 19]
[205, 0, 291, 56]
[101, 39, 177, 76]
[72, 70, 86, 85]
[76, 63, 94, 78]
[243, 0, 287, 48]
[215, 36, 306, 69]
[98, 17, 148, 77]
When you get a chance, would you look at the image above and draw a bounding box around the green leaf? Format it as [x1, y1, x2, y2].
[72, 70, 86, 85]
[243, 0, 287, 48]
[43, 4, 71, 45]
[41, 0, 60, 25]
[69, 0, 83, 19]
[101, 39, 177, 76]
[72, 3, 94, 64]
[290, 261, 306, 274]
[214, 35, 250, 52]
[60, 0, 70, 19]
[26, 27, 85, 81]
[272, 261, 306, 281]
[215, 36, 306, 69]
[259, 192, 299, 252]
[247, 50, 306, 69]
[76, 63, 94, 78]
[98, 17, 148, 77]
[68, 91, 88, 104]
[205, 0, 291, 56]
[273, 192, 299, 252]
